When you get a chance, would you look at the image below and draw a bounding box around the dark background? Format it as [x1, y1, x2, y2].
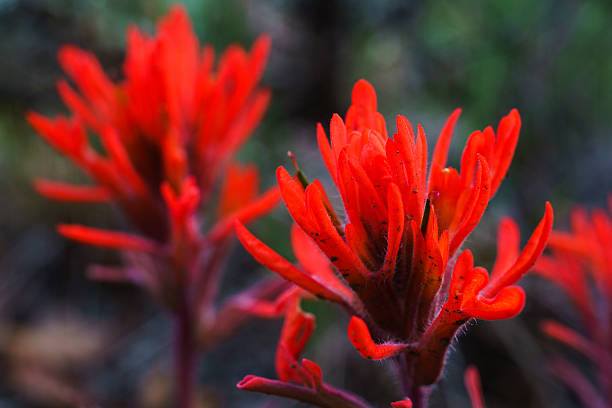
[1, 0, 611, 406]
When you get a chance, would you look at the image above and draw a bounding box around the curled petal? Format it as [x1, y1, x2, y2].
[391, 399, 413, 408]
[461, 268, 525, 320]
[348, 316, 410, 360]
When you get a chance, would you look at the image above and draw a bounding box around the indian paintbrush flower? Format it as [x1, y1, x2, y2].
[28, 5, 288, 408]
[236, 79, 553, 407]
[533, 197, 612, 408]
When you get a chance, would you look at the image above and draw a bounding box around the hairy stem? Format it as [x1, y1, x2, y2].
[397, 353, 430, 408]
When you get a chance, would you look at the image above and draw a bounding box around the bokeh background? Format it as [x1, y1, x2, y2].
[1, 0, 611, 407]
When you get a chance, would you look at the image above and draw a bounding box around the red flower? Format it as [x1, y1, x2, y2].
[533, 197, 612, 408]
[29, 4, 275, 241]
[28, 4, 280, 309]
[28, 5, 282, 407]
[236, 79, 553, 407]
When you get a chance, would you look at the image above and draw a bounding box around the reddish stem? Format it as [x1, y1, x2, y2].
[396, 353, 429, 408]
[175, 295, 197, 408]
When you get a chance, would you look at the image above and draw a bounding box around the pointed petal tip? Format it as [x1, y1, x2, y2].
[276, 165, 288, 176]
[353, 79, 374, 94]
[166, 3, 189, 20]
[446, 107, 462, 123]
[25, 111, 45, 128]
[351, 79, 377, 110]
[545, 201, 554, 216]
[330, 112, 345, 126]
[254, 33, 272, 51]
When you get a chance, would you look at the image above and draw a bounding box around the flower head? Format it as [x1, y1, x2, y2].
[28, 5, 281, 340]
[236, 79, 552, 404]
[29, 5, 275, 244]
[533, 197, 612, 406]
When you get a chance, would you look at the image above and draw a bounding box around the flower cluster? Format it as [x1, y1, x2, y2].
[28, 5, 290, 407]
[236, 79, 553, 407]
[533, 197, 612, 407]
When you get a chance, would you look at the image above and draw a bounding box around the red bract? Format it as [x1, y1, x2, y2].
[238, 290, 371, 408]
[28, 5, 283, 408]
[236, 79, 553, 407]
[533, 198, 612, 408]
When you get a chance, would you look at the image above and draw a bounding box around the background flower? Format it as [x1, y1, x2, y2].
[534, 198, 612, 408]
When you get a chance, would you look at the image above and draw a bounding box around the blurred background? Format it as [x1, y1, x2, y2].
[1, 0, 611, 406]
